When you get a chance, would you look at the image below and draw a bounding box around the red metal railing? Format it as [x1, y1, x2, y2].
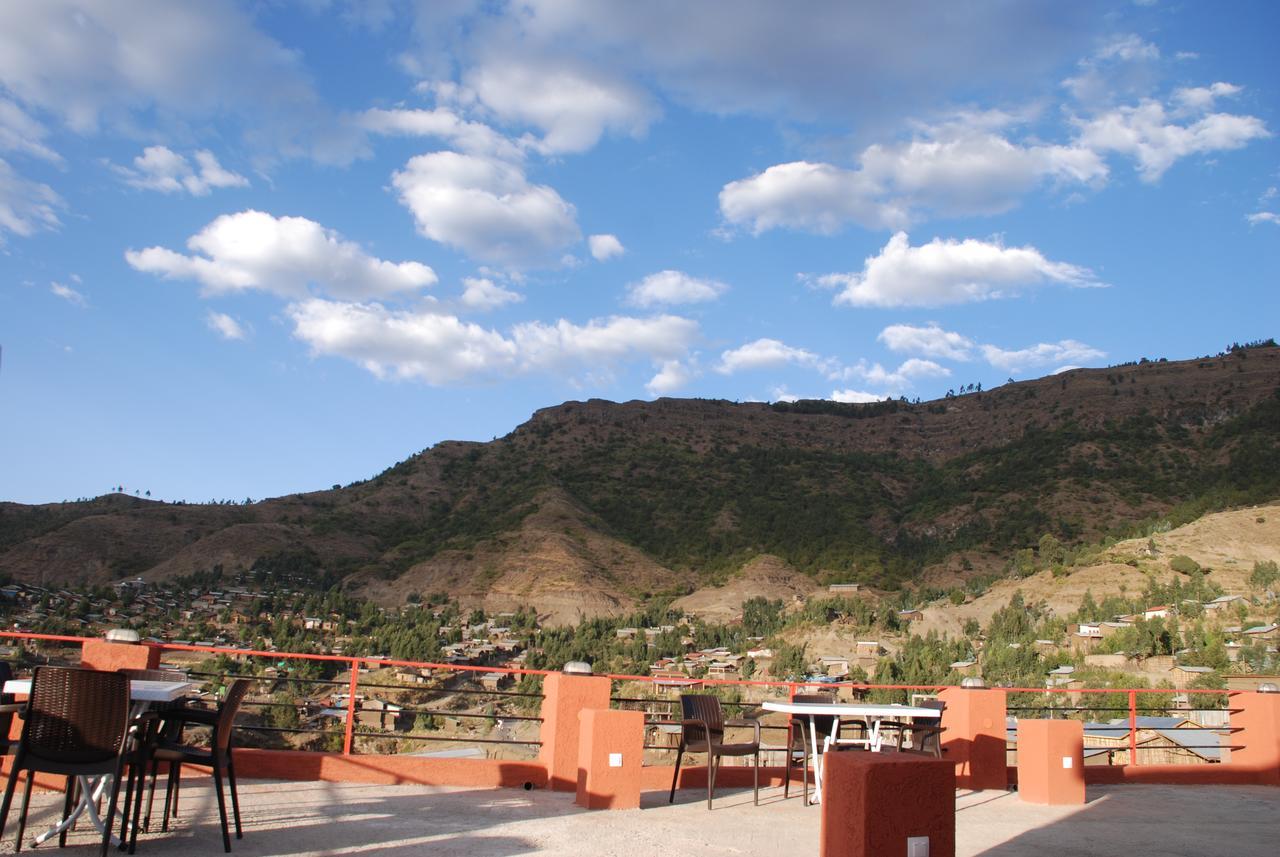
[0, 631, 1241, 766]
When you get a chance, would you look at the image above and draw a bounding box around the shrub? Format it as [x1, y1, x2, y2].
[1170, 555, 1201, 575]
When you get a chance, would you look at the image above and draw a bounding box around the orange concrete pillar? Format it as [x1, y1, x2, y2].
[538, 672, 612, 791]
[1017, 720, 1085, 804]
[1230, 691, 1280, 785]
[820, 750, 955, 857]
[938, 686, 1008, 791]
[575, 708, 644, 809]
[79, 639, 160, 672]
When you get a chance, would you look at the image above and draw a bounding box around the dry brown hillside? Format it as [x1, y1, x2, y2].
[913, 502, 1280, 639]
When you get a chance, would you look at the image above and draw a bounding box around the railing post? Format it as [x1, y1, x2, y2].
[343, 658, 360, 756]
[1128, 690, 1138, 766]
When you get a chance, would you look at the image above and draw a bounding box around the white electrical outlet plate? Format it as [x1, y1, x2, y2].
[1062, 756, 1074, 769]
[608, 753, 623, 767]
[907, 836, 929, 857]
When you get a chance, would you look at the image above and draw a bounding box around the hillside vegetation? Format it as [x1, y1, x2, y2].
[1, 345, 1278, 623]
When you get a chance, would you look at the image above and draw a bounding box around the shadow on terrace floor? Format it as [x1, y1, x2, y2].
[958, 784, 1279, 857]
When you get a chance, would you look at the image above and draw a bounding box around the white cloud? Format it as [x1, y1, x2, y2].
[125, 210, 436, 300]
[646, 359, 695, 396]
[819, 231, 1101, 308]
[720, 160, 900, 234]
[0, 158, 61, 241]
[512, 314, 698, 372]
[1063, 34, 1162, 106]
[0, 98, 60, 162]
[980, 339, 1105, 373]
[49, 281, 86, 307]
[289, 299, 518, 384]
[716, 338, 821, 374]
[392, 151, 579, 268]
[463, 58, 657, 154]
[206, 311, 247, 340]
[1246, 212, 1279, 226]
[360, 107, 523, 160]
[719, 125, 1106, 234]
[626, 270, 728, 307]
[288, 298, 698, 387]
[1075, 95, 1269, 182]
[114, 146, 248, 196]
[877, 323, 974, 360]
[831, 389, 888, 404]
[1173, 82, 1242, 113]
[0, 1, 365, 164]
[837, 357, 950, 392]
[419, 2, 1094, 129]
[588, 233, 625, 261]
[460, 277, 523, 311]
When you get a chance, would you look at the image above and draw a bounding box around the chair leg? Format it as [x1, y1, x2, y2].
[226, 753, 242, 839]
[59, 775, 74, 847]
[101, 764, 125, 857]
[160, 763, 177, 833]
[212, 762, 231, 853]
[0, 765, 21, 851]
[143, 760, 160, 831]
[707, 754, 717, 810]
[668, 748, 683, 804]
[15, 769, 34, 853]
[802, 738, 810, 807]
[753, 749, 759, 806]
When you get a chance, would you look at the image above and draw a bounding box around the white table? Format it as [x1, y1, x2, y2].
[762, 701, 942, 803]
[3, 678, 196, 845]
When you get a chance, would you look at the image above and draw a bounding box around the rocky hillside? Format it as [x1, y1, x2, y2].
[2, 345, 1279, 624]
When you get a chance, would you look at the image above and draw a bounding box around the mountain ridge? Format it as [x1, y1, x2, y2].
[2, 346, 1278, 624]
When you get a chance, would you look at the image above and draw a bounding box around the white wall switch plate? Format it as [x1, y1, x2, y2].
[608, 753, 623, 767]
[1062, 756, 1074, 769]
[907, 836, 929, 857]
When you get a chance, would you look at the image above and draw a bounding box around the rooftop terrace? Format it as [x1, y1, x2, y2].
[2, 780, 1275, 857]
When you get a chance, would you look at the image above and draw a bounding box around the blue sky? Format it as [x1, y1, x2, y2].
[2, 0, 1278, 505]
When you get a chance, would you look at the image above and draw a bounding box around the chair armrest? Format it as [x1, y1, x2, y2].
[0, 702, 25, 714]
[725, 717, 762, 744]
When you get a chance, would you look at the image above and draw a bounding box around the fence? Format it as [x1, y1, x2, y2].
[0, 631, 1248, 770]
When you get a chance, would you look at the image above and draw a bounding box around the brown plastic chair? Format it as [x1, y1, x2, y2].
[783, 693, 839, 806]
[0, 666, 131, 857]
[881, 698, 946, 757]
[137, 679, 250, 853]
[667, 694, 761, 809]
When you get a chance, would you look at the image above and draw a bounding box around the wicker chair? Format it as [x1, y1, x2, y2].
[116, 668, 193, 842]
[782, 693, 839, 806]
[136, 679, 250, 853]
[880, 698, 946, 757]
[0, 666, 131, 857]
[667, 694, 761, 809]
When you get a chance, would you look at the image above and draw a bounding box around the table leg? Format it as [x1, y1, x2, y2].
[809, 714, 824, 803]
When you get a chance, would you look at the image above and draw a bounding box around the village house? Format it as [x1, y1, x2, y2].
[478, 672, 511, 691]
[1204, 594, 1245, 612]
[1169, 664, 1215, 689]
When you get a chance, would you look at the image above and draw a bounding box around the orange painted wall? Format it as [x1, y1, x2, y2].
[538, 673, 612, 791]
[1017, 720, 1085, 805]
[79, 640, 160, 672]
[233, 749, 546, 789]
[938, 686, 1007, 790]
[1230, 691, 1280, 785]
[820, 751, 955, 857]
[575, 708, 644, 809]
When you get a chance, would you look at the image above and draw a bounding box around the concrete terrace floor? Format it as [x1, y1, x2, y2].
[0, 780, 1276, 857]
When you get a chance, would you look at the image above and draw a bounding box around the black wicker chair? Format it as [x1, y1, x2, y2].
[0, 666, 131, 857]
[136, 679, 250, 853]
[668, 694, 761, 809]
[782, 693, 840, 806]
[879, 698, 946, 757]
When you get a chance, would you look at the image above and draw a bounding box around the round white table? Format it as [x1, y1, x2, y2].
[761, 700, 942, 803]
